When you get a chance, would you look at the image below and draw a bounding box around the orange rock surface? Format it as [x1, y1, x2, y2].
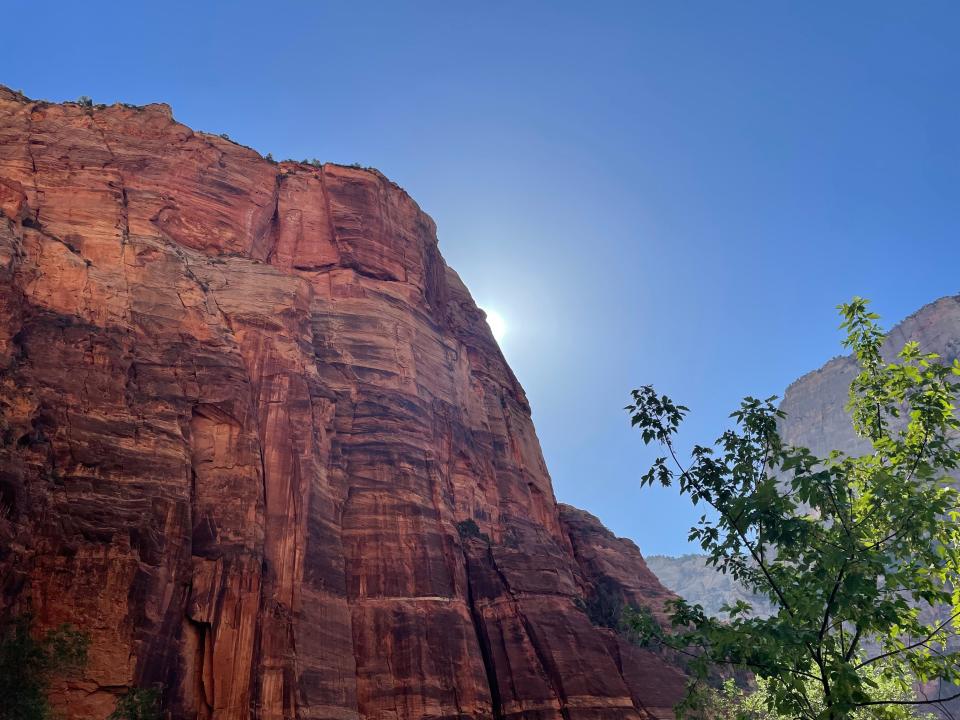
[0, 87, 686, 720]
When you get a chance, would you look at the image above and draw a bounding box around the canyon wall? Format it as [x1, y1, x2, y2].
[0, 88, 685, 720]
[778, 294, 960, 455]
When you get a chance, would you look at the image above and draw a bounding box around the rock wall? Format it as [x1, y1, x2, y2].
[0, 88, 685, 720]
[779, 294, 960, 456]
[643, 554, 775, 619]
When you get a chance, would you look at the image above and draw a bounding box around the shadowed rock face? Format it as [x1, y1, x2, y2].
[0, 88, 685, 720]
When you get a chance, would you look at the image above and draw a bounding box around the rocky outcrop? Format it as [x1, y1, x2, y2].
[559, 506, 677, 628]
[0, 88, 685, 720]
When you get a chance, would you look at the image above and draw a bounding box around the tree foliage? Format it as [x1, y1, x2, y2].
[0, 613, 89, 720]
[108, 687, 162, 720]
[583, 575, 629, 629]
[703, 672, 936, 720]
[456, 518, 490, 544]
[625, 299, 960, 719]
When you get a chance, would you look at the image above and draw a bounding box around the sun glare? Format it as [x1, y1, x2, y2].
[482, 308, 507, 343]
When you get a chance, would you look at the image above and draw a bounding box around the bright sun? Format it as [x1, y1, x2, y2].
[482, 308, 507, 343]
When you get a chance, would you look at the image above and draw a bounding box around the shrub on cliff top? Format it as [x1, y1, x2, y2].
[627, 298, 960, 719]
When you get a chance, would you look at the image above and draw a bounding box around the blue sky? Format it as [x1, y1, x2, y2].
[4, 2, 959, 555]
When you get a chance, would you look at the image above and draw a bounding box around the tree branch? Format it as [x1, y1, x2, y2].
[856, 688, 960, 708]
[663, 435, 797, 619]
[855, 609, 960, 669]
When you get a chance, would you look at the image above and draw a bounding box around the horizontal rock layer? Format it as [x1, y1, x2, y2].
[0, 88, 685, 720]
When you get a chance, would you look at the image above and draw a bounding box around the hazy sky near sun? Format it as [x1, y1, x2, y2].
[4, 1, 959, 555]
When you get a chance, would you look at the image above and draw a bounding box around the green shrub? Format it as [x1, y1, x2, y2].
[583, 575, 627, 629]
[0, 613, 89, 720]
[108, 687, 162, 720]
[456, 518, 490, 544]
[699, 675, 936, 720]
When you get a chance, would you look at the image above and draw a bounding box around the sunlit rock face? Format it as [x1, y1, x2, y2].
[779, 295, 960, 456]
[0, 88, 685, 720]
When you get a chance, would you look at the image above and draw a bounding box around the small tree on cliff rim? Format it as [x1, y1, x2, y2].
[625, 299, 960, 719]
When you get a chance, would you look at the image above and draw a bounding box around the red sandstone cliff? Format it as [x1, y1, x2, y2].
[0, 87, 686, 720]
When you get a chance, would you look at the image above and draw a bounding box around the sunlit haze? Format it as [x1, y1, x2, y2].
[481, 308, 507, 344]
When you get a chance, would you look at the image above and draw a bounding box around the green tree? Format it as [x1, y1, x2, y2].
[703, 671, 937, 720]
[108, 687, 162, 720]
[0, 613, 89, 720]
[625, 298, 960, 719]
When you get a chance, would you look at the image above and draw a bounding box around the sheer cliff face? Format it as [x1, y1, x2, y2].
[0, 89, 685, 720]
[779, 295, 960, 457]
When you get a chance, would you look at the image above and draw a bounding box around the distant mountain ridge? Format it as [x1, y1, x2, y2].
[644, 555, 775, 618]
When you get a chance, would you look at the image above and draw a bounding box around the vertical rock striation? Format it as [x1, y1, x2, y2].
[0, 88, 685, 720]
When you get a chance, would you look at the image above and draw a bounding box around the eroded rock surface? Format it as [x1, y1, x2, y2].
[0, 88, 685, 720]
